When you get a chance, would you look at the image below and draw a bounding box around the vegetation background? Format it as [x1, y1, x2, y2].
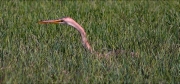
[0, 1, 179, 83]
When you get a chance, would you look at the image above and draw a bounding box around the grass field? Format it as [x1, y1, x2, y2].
[0, 1, 180, 83]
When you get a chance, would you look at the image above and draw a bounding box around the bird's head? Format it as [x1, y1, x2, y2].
[38, 17, 75, 25]
[39, 17, 81, 30]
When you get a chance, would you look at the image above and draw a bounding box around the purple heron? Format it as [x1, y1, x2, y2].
[39, 17, 138, 57]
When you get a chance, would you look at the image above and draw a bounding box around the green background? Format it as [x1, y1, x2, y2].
[0, 1, 179, 83]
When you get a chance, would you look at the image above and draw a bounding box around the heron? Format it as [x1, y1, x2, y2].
[39, 17, 138, 57]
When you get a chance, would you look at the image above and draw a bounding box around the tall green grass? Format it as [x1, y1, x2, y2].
[0, 1, 179, 83]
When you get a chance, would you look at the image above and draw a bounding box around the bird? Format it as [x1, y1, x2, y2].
[39, 17, 93, 53]
[39, 17, 138, 57]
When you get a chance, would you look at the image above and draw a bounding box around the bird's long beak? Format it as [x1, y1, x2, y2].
[38, 19, 63, 24]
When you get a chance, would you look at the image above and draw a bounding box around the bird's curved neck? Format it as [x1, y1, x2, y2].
[68, 21, 92, 53]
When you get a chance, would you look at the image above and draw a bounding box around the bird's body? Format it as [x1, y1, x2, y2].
[39, 17, 138, 57]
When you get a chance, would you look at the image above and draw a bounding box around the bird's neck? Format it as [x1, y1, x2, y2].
[69, 21, 93, 53]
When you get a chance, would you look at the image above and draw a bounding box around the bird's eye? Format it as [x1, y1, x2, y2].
[60, 20, 64, 22]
